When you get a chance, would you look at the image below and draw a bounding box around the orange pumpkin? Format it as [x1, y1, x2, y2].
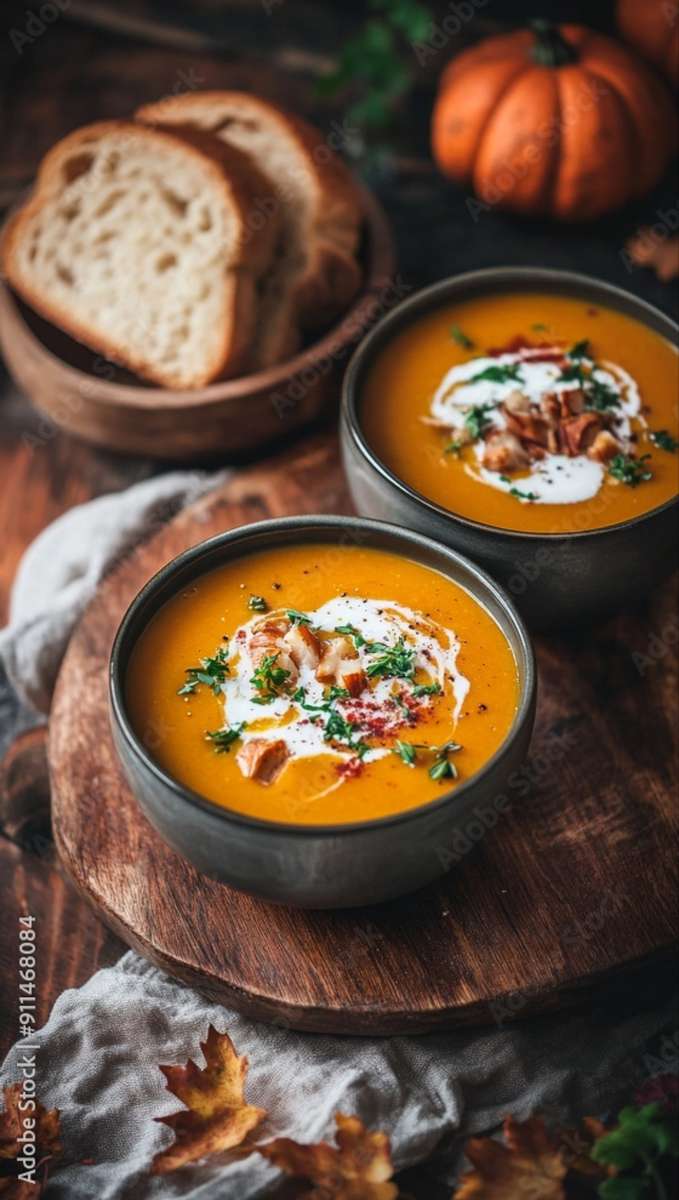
[432, 21, 676, 222]
[617, 0, 679, 86]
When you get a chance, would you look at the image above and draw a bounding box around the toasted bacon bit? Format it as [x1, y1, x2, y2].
[587, 430, 622, 463]
[504, 407, 550, 450]
[283, 622, 321, 671]
[249, 618, 298, 682]
[340, 666, 368, 697]
[504, 389, 531, 414]
[559, 388, 586, 418]
[560, 412, 602, 456]
[316, 635, 358, 687]
[236, 738, 289, 785]
[482, 431, 530, 472]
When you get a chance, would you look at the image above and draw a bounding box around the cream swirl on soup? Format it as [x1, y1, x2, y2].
[218, 596, 469, 787]
[427, 340, 647, 505]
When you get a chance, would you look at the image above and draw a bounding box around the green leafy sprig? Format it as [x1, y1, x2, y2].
[178, 646, 230, 696]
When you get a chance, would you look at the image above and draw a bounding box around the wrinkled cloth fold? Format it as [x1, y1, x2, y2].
[0, 473, 675, 1198]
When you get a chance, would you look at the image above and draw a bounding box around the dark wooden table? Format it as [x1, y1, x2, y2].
[0, 5, 676, 1195]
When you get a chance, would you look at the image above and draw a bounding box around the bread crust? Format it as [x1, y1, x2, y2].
[136, 92, 363, 328]
[1, 120, 280, 388]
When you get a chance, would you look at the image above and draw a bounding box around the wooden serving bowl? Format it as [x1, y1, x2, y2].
[0, 187, 394, 460]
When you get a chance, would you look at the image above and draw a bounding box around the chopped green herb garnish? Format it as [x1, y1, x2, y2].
[469, 363, 522, 386]
[365, 638, 415, 681]
[411, 682, 442, 698]
[444, 439, 463, 456]
[286, 608, 311, 626]
[247, 594, 268, 612]
[178, 646, 230, 696]
[393, 740, 417, 766]
[558, 361, 586, 384]
[585, 376, 620, 412]
[509, 485, 539, 502]
[326, 685, 351, 702]
[464, 403, 496, 440]
[292, 684, 351, 715]
[608, 453, 653, 487]
[531, 322, 548, 332]
[205, 723, 245, 753]
[324, 709, 369, 758]
[250, 652, 291, 703]
[650, 429, 678, 453]
[334, 623, 366, 648]
[566, 339, 590, 360]
[450, 324, 474, 349]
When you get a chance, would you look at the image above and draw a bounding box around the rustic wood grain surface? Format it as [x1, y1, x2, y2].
[0, 7, 677, 1193]
[48, 432, 679, 1034]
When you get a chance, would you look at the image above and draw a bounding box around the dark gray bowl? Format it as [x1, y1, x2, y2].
[341, 268, 678, 628]
[109, 516, 535, 909]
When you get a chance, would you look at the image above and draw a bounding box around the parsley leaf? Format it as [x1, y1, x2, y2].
[365, 637, 416, 681]
[469, 363, 522, 386]
[411, 681, 442, 698]
[335, 623, 367, 648]
[324, 709, 369, 758]
[608, 453, 653, 487]
[450, 324, 474, 349]
[509, 485, 539, 502]
[205, 723, 245, 753]
[287, 608, 312, 626]
[178, 646, 229, 696]
[585, 376, 620, 412]
[650, 429, 678, 453]
[247, 594, 268, 612]
[464, 403, 496, 440]
[566, 338, 590, 360]
[250, 652, 291, 703]
[444, 439, 463, 456]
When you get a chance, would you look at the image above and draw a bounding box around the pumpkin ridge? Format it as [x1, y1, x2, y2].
[471, 66, 539, 196]
[583, 66, 640, 198]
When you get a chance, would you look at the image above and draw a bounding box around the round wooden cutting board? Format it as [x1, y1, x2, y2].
[49, 435, 679, 1034]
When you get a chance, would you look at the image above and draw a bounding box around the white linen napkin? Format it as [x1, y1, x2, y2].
[0, 475, 674, 1199]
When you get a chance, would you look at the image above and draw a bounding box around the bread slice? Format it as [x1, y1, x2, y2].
[136, 92, 363, 368]
[1, 120, 280, 389]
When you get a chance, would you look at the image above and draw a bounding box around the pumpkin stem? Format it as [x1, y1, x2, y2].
[529, 18, 578, 67]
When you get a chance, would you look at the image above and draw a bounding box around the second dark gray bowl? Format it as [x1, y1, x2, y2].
[341, 268, 678, 628]
[109, 515, 535, 909]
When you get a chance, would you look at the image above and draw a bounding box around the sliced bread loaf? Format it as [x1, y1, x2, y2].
[1, 120, 280, 389]
[136, 92, 363, 368]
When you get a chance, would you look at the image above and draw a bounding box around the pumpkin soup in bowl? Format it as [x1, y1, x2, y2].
[342, 269, 678, 627]
[110, 516, 535, 907]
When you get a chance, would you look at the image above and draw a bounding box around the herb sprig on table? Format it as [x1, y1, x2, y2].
[316, 0, 434, 132]
[178, 646, 230, 696]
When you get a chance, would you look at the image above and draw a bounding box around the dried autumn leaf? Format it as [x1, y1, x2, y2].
[455, 1116, 567, 1199]
[0, 1083, 61, 1199]
[151, 1026, 265, 1174]
[626, 231, 679, 282]
[259, 1112, 399, 1199]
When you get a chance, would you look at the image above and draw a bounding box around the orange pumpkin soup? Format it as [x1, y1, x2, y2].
[362, 292, 678, 533]
[125, 544, 519, 825]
